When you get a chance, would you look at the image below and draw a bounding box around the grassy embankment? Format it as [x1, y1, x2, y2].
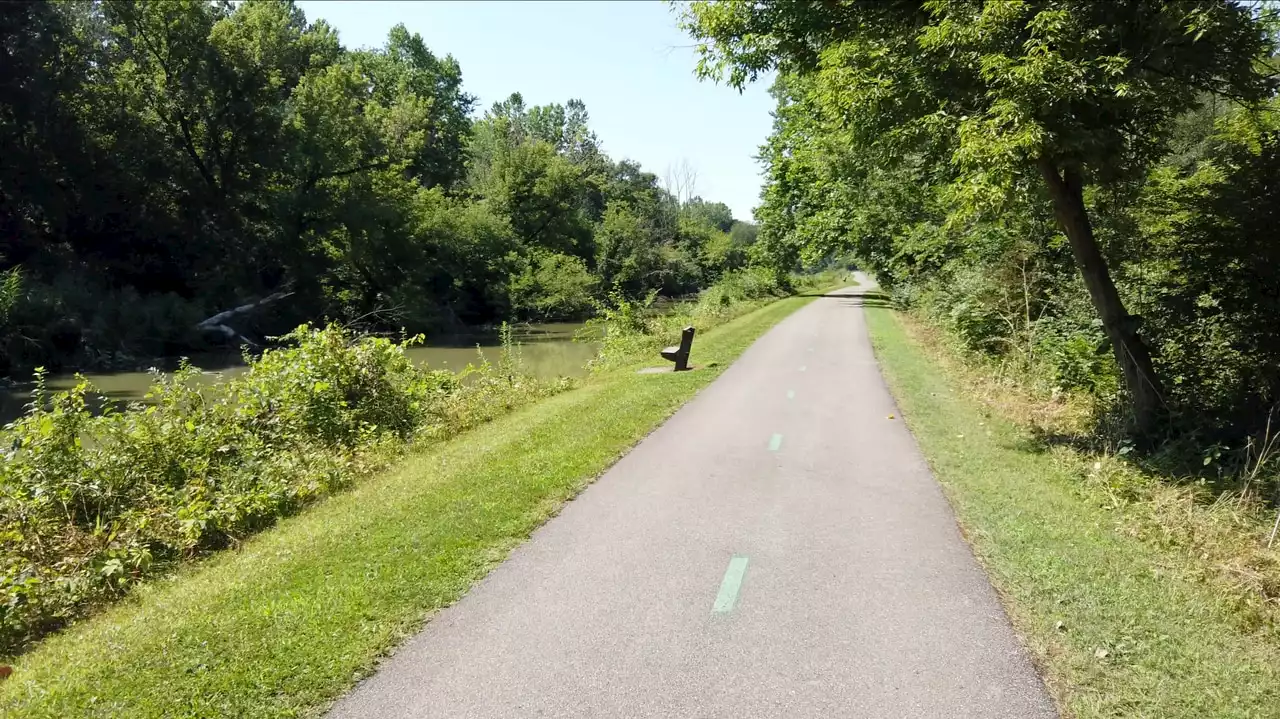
[865, 303, 1280, 718]
[0, 280, 838, 718]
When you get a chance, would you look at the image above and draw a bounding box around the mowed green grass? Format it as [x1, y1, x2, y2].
[864, 305, 1280, 719]
[0, 295, 818, 718]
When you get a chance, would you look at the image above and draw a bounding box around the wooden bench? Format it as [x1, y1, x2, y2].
[660, 326, 696, 371]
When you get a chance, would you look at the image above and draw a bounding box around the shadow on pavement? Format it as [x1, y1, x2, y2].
[806, 292, 892, 309]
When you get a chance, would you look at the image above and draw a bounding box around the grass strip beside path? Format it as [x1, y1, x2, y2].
[0, 294, 820, 718]
[865, 305, 1280, 719]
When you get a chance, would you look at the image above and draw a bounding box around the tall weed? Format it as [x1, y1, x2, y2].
[0, 324, 565, 655]
[583, 268, 846, 371]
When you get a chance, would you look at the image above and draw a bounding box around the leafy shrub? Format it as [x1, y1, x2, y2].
[1033, 316, 1117, 395]
[236, 325, 449, 447]
[507, 252, 599, 321]
[583, 268, 830, 371]
[579, 291, 659, 367]
[1122, 140, 1280, 431]
[697, 267, 785, 308]
[0, 324, 565, 655]
[915, 267, 1011, 355]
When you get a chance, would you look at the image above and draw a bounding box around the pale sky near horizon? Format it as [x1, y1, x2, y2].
[294, 0, 775, 222]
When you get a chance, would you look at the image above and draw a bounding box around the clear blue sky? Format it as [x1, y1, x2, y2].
[294, 0, 774, 222]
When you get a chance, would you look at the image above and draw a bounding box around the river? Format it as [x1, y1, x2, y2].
[1, 322, 599, 424]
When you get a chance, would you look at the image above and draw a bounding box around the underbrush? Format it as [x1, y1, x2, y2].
[0, 267, 211, 377]
[889, 305, 1280, 634]
[893, 260, 1280, 607]
[584, 268, 850, 370]
[0, 324, 568, 656]
[895, 259, 1280, 497]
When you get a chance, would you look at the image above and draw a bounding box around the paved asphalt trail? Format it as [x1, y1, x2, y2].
[330, 276, 1057, 718]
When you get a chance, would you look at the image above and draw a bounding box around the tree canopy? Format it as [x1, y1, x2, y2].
[683, 0, 1280, 439]
[0, 0, 759, 373]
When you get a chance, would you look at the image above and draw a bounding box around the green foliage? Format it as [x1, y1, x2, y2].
[698, 229, 744, 276]
[0, 290, 817, 719]
[1034, 315, 1117, 396]
[585, 267, 838, 371]
[1124, 134, 1280, 428]
[695, 267, 786, 311]
[685, 0, 1272, 182]
[727, 220, 758, 249]
[680, 198, 734, 232]
[507, 252, 599, 321]
[594, 202, 666, 297]
[0, 1, 747, 375]
[0, 269, 22, 327]
[474, 138, 594, 259]
[0, 324, 565, 655]
[580, 290, 658, 367]
[682, 0, 1280, 444]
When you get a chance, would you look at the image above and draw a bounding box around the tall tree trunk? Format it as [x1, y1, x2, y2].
[1036, 155, 1166, 437]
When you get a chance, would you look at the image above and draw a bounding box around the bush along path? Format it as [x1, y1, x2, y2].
[0, 324, 571, 656]
[0, 270, 842, 717]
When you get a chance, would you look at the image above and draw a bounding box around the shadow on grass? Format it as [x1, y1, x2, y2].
[1026, 419, 1277, 500]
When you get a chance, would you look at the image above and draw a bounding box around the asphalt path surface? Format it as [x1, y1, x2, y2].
[329, 276, 1057, 718]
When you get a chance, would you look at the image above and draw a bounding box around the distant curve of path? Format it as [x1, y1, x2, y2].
[329, 274, 1057, 718]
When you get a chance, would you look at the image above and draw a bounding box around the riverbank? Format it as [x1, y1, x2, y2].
[0, 270, 841, 657]
[0, 277, 838, 717]
[864, 303, 1280, 717]
[0, 322, 599, 425]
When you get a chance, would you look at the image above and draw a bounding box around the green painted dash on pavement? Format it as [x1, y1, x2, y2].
[768, 433, 783, 451]
[713, 556, 750, 614]
[786, 390, 795, 400]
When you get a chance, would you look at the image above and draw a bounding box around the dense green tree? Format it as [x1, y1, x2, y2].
[0, 1, 84, 264]
[683, 0, 1277, 435]
[507, 251, 599, 321]
[356, 24, 474, 191]
[681, 197, 734, 232]
[594, 201, 664, 297]
[727, 220, 757, 248]
[477, 139, 593, 259]
[600, 159, 672, 232]
[0, 0, 747, 373]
